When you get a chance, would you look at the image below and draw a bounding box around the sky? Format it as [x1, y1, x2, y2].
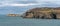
[0, 0, 60, 7]
[0, 0, 60, 14]
[0, 0, 37, 7]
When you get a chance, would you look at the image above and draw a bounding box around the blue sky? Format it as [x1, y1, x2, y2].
[0, 0, 60, 14]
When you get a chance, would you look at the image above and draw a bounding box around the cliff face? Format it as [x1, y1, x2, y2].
[23, 7, 60, 19]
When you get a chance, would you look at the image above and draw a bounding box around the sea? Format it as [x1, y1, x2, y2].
[0, 15, 60, 26]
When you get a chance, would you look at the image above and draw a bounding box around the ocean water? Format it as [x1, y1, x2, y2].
[0, 15, 60, 26]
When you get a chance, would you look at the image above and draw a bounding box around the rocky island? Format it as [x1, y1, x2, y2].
[7, 14, 20, 16]
[22, 7, 60, 19]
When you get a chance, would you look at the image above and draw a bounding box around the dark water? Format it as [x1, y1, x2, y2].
[0, 15, 60, 26]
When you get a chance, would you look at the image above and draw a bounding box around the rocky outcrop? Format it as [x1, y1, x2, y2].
[22, 7, 60, 19]
[7, 14, 20, 16]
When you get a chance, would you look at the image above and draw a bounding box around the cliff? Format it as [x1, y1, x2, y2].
[22, 7, 60, 19]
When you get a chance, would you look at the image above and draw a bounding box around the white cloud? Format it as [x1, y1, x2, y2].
[0, 0, 37, 7]
[0, 3, 37, 7]
[7, 3, 37, 6]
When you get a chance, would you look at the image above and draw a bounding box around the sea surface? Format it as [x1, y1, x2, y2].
[0, 15, 60, 26]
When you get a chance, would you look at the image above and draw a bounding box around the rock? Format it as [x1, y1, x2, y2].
[22, 7, 60, 19]
[7, 14, 20, 17]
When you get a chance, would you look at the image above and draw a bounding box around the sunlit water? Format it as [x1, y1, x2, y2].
[0, 15, 60, 26]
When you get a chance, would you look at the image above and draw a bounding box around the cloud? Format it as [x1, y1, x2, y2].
[35, 0, 60, 7]
[36, 0, 60, 4]
[0, 0, 37, 7]
[7, 3, 37, 6]
[0, 3, 37, 7]
[0, 0, 60, 7]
